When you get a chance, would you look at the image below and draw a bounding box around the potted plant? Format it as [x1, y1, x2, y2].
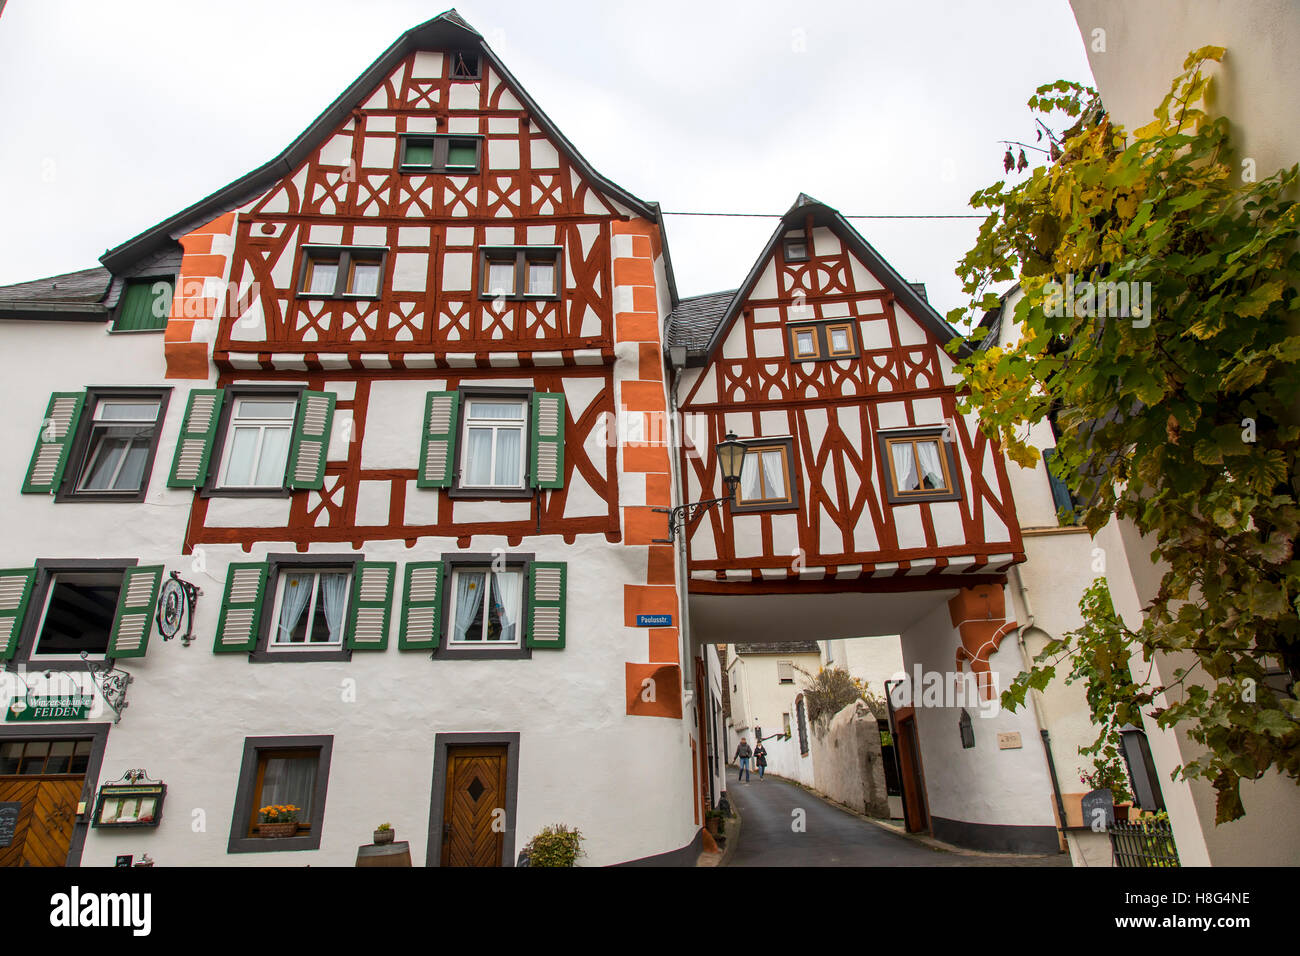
[374, 822, 394, 845]
[1080, 751, 1134, 821]
[520, 824, 584, 867]
[257, 804, 300, 838]
[704, 808, 726, 837]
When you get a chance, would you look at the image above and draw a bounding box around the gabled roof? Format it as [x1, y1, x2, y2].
[686, 194, 969, 364]
[0, 267, 110, 320]
[97, 9, 678, 306]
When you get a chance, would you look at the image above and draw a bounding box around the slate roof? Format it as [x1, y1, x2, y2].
[666, 290, 735, 352]
[0, 267, 110, 319]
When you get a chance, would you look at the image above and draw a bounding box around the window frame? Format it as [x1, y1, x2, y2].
[110, 276, 175, 333]
[449, 386, 535, 501]
[202, 385, 304, 499]
[448, 51, 482, 80]
[9, 559, 138, 671]
[432, 552, 534, 661]
[783, 236, 810, 264]
[251, 554, 362, 663]
[56, 387, 171, 504]
[786, 320, 860, 363]
[777, 660, 795, 685]
[296, 246, 387, 300]
[227, 735, 333, 854]
[476, 246, 563, 303]
[877, 427, 963, 504]
[729, 437, 800, 515]
[398, 133, 484, 174]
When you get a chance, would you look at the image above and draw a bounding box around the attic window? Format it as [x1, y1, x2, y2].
[450, 52, 480, 79]
[783, 236, 809, 263]
[400, 134, 483, 173]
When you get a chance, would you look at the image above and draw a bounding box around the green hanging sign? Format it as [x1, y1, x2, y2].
[5, 693, 93, 722]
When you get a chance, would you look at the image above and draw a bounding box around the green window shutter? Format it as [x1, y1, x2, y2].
[286, 391, 336, 490]
[114, 278, 173, 331]
[399, 562, 445, 650]
[0, 569, 36, 662]
[526, 561, 566, 649]
[22, 392, 86, 494]
[213, 563, 268, 654]
[529, 392, 565, 489]
[106, 565, 164, 658]
[167, 388, 226, 488]
[417, 391, 460, 488]
[345, 562, 395, 651]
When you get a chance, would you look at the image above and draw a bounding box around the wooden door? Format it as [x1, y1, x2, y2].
[0, 778, 82, 867]
[440, 746, 507, 867]
[896, 715, 930, 834]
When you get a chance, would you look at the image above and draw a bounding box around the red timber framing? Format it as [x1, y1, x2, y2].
[184, 368, 620, 553]
[676, 197, 1025, 591]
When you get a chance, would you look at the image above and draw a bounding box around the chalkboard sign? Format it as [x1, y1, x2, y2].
[0, 802, 20, 848]
[1081, 788, 1115, 830]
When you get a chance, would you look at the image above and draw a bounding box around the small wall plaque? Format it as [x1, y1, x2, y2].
[997, 732, 1022, 750]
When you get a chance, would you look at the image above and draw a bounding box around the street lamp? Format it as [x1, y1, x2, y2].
[653, 432, 746, 543]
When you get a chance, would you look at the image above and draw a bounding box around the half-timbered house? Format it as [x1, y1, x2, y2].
[668, 195, 1064, 852]
[0, 10, 705, 867]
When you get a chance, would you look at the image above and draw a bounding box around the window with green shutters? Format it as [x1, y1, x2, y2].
[345, 562, 395, 651]
[526, 561, 566, 649]
[418, 389, 566, 494]
[112, 277, 174, 332]
[398, 562, 444, 650]
[22, 392, 85, 494]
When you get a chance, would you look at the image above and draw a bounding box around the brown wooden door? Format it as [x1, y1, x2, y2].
[0, 778, 82, 867]
[896, 715, 930, 834]
[441, 746, 507, 867]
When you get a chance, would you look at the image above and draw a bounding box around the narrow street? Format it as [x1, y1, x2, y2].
[722, 768, 1070, 867]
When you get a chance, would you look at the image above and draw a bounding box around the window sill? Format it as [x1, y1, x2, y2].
[432, 645, 532, 661]
[474, 294, 562, 304]
[249, 648, 352, 664]
[227, 833, 321, 854]
[54, 490, 150, 503]
[447, 486, 535, 501]
[885, 491, 962, 505]
[200, 486, 293, 499]
[295, 293, 382, 302]
[729, 501, 798, 515]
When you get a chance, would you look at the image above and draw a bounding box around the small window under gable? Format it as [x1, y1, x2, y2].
[783, 234, 809, 263]
[786, 321, 859, 362]
[450, 51, 481, 79]
[113, 277, 174, 332]
[399, 134, 483, 173]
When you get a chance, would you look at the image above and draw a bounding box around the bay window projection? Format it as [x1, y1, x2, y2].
[270, 569, 351, 649]
[461, 399, 526, 489]
[218, 398, 297, 488]
[447, 568, 524, 646]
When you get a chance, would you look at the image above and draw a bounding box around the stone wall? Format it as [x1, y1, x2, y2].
[809, 699, 890, 818]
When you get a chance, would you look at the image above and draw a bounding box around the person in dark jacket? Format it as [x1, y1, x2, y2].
[753, 741, 768, 780]
[734, 739, 752, 782]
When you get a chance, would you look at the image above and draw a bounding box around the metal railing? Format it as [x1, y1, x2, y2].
[1109, 819, 1180, 867]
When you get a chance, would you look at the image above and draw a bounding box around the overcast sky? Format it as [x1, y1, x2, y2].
[0, 0, 1094, 319]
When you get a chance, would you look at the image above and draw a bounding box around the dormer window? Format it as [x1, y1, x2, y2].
[787, 322, 859, 362]
[783, 236, 809, 263]
[478, 247, 562, 302]
[399, 134, 483, 173]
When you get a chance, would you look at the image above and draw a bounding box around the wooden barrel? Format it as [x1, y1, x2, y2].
[356, 840, 412, 867]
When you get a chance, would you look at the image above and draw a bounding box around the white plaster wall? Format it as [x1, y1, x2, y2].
[898, 597, 1057, 831]
[727, 652, 821, 741]
[52, 534, 697, 868]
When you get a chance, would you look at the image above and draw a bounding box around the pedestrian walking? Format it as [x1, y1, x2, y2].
[734, 738, 752, 782]
[754, 741, 767, 780]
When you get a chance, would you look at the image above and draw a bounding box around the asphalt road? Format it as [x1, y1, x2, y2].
[723, 767, 1069, 867]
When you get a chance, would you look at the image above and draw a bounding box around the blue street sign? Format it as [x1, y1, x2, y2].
[636, 614, 673, 627]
